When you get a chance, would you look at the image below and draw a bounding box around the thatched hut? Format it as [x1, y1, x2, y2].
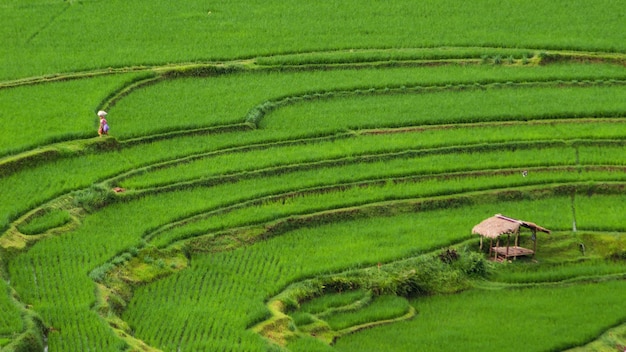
[472, 214, 551, 261]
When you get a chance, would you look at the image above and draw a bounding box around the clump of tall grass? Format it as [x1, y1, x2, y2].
[89, 263, 116, 282]
[72, 184, 117, 213]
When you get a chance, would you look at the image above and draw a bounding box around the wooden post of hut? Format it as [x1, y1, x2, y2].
[514, 227, 520, 260]
[495, 238, 499, 260]
[506, 233, 510, 259]
[532, 229, 537, 257]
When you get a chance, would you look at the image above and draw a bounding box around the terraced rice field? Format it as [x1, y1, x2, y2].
[1, 1, 625, 352]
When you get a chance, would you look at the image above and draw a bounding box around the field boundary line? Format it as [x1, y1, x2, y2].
[25, 3, 70, 44]
[2, 47, 625, 90]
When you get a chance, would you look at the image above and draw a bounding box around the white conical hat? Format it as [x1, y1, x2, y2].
[97, 110, 108, 117]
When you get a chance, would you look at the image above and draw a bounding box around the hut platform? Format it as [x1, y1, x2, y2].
[492, 246, 534, 259]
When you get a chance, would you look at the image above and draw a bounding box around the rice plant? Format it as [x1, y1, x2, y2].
[335, 280, 626, 352]
[324, 295, 410, 331]
[1, 1, 625, 351]
[299, 290, 369, 315]
[16, 208, 71, 235]
[2, 1, 624, 80]
[0, 279, 23, 336]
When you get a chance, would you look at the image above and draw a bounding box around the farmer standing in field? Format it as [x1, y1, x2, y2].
[97, 110, 109, 137]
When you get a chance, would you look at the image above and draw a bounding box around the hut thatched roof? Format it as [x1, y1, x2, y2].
[472, 214, 551, 239]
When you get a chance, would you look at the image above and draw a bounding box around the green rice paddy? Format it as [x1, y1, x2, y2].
[1, 1, 625, 351]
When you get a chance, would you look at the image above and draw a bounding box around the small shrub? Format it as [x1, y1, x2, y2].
[72, 184, 116, 212]
[438, 248, 459, 264]
[457, 250, 491, 277]
[89, 263, 114, 282]
[111, 253, 132, 265]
